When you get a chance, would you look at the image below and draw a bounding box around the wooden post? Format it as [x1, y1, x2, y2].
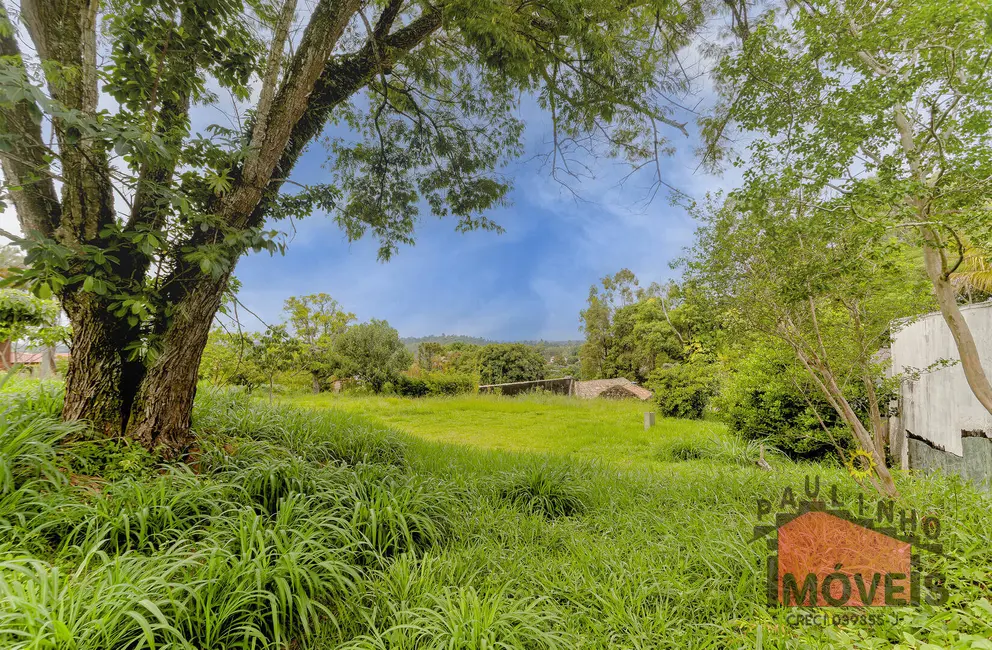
[756, 443, 773, 471]
[644, 412, 656, 430]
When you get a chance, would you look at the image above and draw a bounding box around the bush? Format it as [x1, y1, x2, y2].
[717, 345, 852, 460]
[395, 374, 429, 397]
[648, 361, 717, 420]
[423, 371, 476, 396]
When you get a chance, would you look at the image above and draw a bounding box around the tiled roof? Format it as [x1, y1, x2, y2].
[574, 378, 652, 400]
[12, 352, 70, 364]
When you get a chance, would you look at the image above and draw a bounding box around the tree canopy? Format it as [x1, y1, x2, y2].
[0, 0, 707, 453]
[703, 0, 992, 418]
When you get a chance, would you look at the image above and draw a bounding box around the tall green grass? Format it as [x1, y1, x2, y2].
[0, 382, 990, 649]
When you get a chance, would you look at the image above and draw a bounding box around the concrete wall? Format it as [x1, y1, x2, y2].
[478, 377, 575, 397]
[890, 303, 992, 457]
[908, 436, 992, 491]
[890, 302, 992, 487]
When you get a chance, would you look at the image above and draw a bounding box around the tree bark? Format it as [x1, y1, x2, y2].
[5, 0, 444, 459]
[789, 332, 899, 498]
[312, 373, 321, 394]
[0, 339, 11, 370]
[61, 294, 128, 437]
[123, 272, 230, 457]
[921, 229, 992, 415]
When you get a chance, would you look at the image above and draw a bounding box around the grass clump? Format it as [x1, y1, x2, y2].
[654, 433, 787, 467]
[497, 462, 588, 518]
[343, 469, 453, 563]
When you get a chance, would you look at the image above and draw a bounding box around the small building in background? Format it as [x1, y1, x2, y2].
[574, 378, 653, 401]
[890, 302, 992, 489]
[1, 347, 69, 376]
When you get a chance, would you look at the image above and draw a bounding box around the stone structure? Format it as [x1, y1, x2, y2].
[574, 378, 652, 401]
[890, 302, 992, 489]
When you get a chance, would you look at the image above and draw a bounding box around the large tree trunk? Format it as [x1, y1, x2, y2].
[921, 232, 992, 415]
[61, 294, 127, 437]
[124, 273, 230, 457]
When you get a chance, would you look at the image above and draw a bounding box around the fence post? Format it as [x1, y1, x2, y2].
[644, 412, 656, 430]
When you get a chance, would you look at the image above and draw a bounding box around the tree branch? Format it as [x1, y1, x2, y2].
[0, 3, 61, 239]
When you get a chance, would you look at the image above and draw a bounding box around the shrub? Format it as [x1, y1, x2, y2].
[395, 374, 429, 397]
[648, 361, 718, 420]
[716, 345, 853, 460]
[423, 371, 476, 396]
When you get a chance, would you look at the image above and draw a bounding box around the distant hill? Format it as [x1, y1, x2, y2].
[401, 334, 583, 350]
[401, 334, 495, 351]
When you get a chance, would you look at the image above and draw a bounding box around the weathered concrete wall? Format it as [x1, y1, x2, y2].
[478, 377, 575, 397]
[907, 436, 992, 491]
[890, 303, 992, 457]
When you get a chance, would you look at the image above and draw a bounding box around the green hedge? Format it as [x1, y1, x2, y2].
[395, 372, 477, 397]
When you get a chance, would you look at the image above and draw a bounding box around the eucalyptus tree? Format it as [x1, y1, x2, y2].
[703, 0, 992, 416]
[0, 0, 704, 455]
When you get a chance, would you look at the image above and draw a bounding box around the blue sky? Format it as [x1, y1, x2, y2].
[0, 19, 743, 342]
[234, 104, 742, 341]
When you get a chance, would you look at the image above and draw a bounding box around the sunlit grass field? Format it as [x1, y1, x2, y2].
[284, 392, 730, 468]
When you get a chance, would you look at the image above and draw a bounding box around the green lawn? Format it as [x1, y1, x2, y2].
[284, 392, 729, 469]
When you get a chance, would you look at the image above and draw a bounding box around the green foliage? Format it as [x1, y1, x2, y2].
[717, 343, 853, 461]
[579, 270, 691, 382]
[0, 409, 74, 497]
[648, 356, 718, 420]
[395, 374, 430, 398]
[336, 320, 413, 393]
[422, 371, 477, 396]
[192, 387, 407, 468]
[0, 289, 67, 348]
[1, 383, 992, 648]
[344, 469, 453, 563]
[497, 463, 587, 519]
[395, 371, 476, 398]
[702, 0, 992, 436]
[681, 186, 934, 480]
[0, 0, 713, 451]
[284, 293, 355, 389]
[653, 432, 786, 467]
[60, 434, 160, 481]
[344, 585, 565, 650]
[415, 341, 446, 372]
[477, 343, 546, 385]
